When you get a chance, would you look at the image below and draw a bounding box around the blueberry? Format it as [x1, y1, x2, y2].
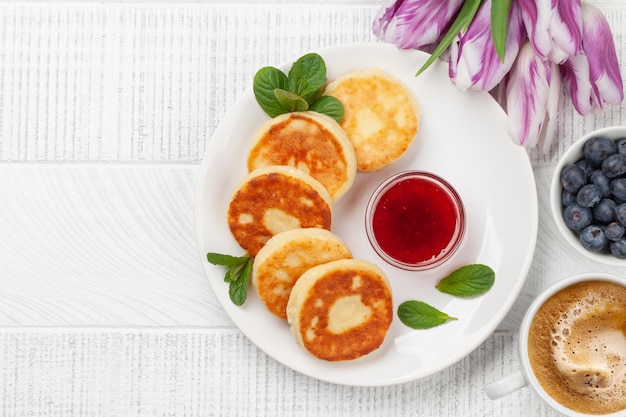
[604, 222, 625, 241]
[561, 189, 576, 206]
[563, 203, 593, 231]
[575, 158, 595, 179]
[592, 198, 616, 223]
[583, 136, 617, 166]
[610, 239, 626, 258]
[580, 225, 608, 252]
[576, 184, 602, 207]
[590, 170, 612, 198]
[601, 153, 626, 178]
[615, 203, 626, 226]
[616, 137, 626, 157]
[610, 178, 626, 201]
[560, 164, 587, 193]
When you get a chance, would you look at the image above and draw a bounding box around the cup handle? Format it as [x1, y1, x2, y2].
[485, 370, 528, 400]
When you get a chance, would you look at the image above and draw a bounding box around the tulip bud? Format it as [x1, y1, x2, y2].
[519, 0, 582, 64]
[449, 0, 525, 92]
[560, 2, 624, 114]
[506, 41, 552, 147]
[538, 63, 562, 153]
[581, 2, 624, 110]
[372, 0, 464, 51]
[560, 54, 592, 115]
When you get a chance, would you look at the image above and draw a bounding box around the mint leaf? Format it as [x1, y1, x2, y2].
[207, 252, 253, 305]
[207, 252, 248, 267]
[224, 261, 247, 283]
[398, 300, 457, 329]
[288, 53, 327, 103]
[253, 52, 341, 119]
[229, 257, 252, 306]
[491, 0, 512, 62]
[224, 268, 237, 283]
[436, 264, 495, 297]
[253, 66, 289, 117]
[309, 95, 344, 123]
[416, 0, 482, 76]
[274, 88, 309, 113]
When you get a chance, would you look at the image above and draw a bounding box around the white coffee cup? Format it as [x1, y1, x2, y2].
[485, 272, 626, 417]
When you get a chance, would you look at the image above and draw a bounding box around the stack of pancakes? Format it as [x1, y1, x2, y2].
[222, 68, 419, 361]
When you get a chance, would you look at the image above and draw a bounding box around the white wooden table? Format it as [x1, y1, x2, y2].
[1, 1, 625, 415]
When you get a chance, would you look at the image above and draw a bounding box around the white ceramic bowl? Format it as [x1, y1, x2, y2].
[550, 126, 626, 265]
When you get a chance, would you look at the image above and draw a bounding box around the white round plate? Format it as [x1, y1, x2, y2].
[195, 42, 538, 386]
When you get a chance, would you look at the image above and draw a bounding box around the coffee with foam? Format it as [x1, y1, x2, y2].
[528, 280, 626, 415]
[485, 276, 626, 415]
[528, 281, 626, 414]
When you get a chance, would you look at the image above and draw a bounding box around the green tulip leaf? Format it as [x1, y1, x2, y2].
[491, 0, 513, 62]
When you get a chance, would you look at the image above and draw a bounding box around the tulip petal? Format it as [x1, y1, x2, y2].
[372, 0, 464, 50]
[506, 42, 552, 147]
[560, 54, 592, 115]
[450, 0, 526, 92]
[520, 0, 583, 64]
[549, 0, 583, 62]
[560, 3, 624, 115]
[581, 2, 624, 110]
[538, 63, 562, 153]
[372, 0, 404, 44]
[518, 0, 552, 59]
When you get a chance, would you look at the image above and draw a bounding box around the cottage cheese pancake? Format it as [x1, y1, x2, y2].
[227, 166, 332, 257]
[253, 228, 352, 319]
[324, 69, 419, 172]
[286, 259, 393, 361]
[247, 111, 357, 203]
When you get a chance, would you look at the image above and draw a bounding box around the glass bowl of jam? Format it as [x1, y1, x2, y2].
[365, 171, 466, 271]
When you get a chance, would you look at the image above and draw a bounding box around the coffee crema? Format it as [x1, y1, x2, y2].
[528, 280, 626, 415]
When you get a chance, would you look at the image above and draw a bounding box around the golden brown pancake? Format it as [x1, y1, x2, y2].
[286, 258, 393, 361]
[324, 69, 419, 172]
[227, 166, 332, 257]
[247, 111, 357, 203]
[253, 228, 352, 319]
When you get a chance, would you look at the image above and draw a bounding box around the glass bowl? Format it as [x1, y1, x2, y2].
[365, 170, 466, 271]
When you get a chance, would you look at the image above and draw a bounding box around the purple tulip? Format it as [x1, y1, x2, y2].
[372, 0, 464, 50]
[560, 2, 624, 114]
[505, 41, 553, 147]
[560, 54, 592, 114]
[370, 0, 623, 149]
[582, 2, 624, 110]
[538, 62, 562, 153]
[519, 0, 583, 64]
[449, 0, 526, 92]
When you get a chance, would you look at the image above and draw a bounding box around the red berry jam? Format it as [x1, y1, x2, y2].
[365, 171, 465, 270]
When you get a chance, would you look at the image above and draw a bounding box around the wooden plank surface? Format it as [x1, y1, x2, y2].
[1, 328, 549, 417]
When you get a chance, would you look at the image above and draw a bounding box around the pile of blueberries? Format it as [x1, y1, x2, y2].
[560, 135, 626, 259]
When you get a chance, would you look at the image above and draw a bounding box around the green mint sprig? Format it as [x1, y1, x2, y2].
[206, 252, 252, 306]
[398, 264, 495, 330]
[253, 53, 344, 122]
